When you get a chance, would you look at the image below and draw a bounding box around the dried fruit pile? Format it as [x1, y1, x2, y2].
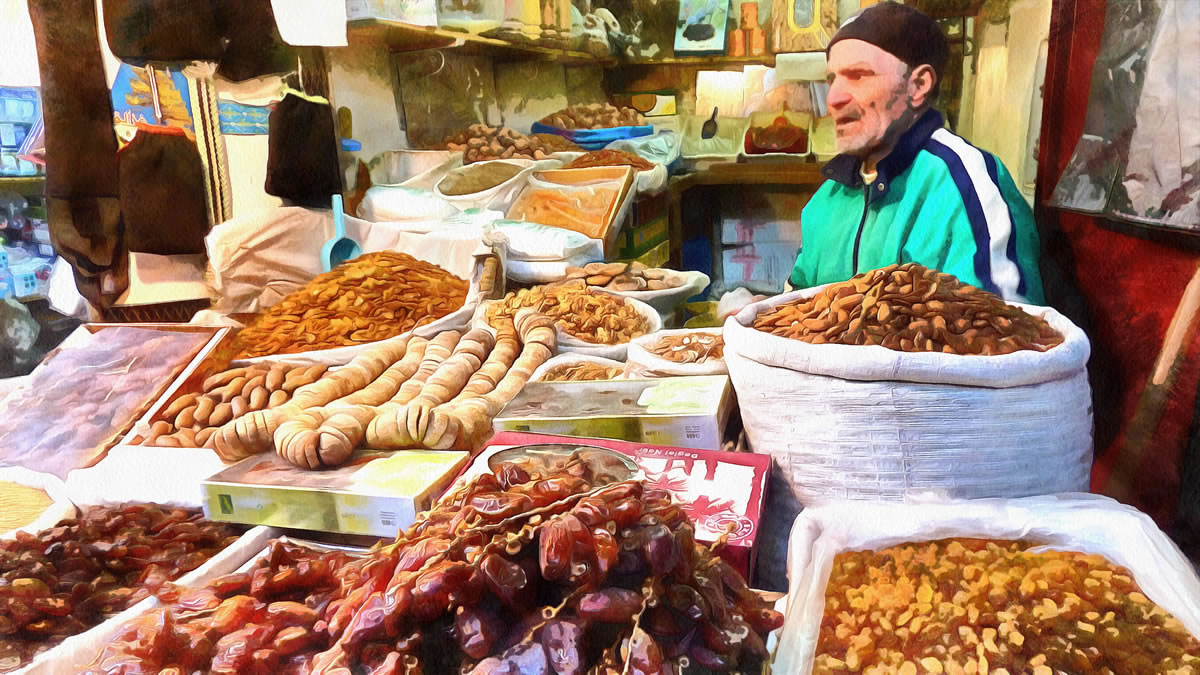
[0, 505, 242, 672]
[232, 251, 469, 359]
[487, 283, 652, 345]
[85, 461, 781, 673]
[565, 149, 655, 172]
[753, 263, 1064, 355]
[541, 361, 625, 382]
[560, 261, 683, 293]
[142, 362, 327, 448]
[211, 312, 557, 465]
[815, 538, 1200, 675]
[0, 327, 211, 478]
[647, 333, 724, 364]
[443, 125, 560, 164]
[540, 103, 646, 130]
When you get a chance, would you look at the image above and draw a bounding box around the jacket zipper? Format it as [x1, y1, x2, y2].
[851, 184, 872, 274]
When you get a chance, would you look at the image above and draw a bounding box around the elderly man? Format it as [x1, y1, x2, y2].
[789, 2, 1045, 304]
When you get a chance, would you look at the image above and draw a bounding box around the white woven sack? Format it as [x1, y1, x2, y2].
[530, 353, 629, 382]
[626, 328, 727, 377]
[723, 286, 1093, 588]
[774, 495, 1200, 675]
[435, 158, 562, 212]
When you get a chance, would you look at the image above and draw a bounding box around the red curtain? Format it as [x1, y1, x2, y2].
[1038, 0, 1200, 553]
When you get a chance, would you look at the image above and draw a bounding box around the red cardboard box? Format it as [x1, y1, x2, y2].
[460, 431, 771, 580]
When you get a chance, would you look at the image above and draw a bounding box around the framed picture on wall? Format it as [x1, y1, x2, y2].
[770, 0, 836, 52]
[675, 0, 732, 55]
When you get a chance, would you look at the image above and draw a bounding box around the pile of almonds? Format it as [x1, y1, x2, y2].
[816, 538, 1200, 674]
[559, 261, 683, 293]
[752, 263, 1063, 355]
[231, 251, 468, 359]
[142, 362, 327, 448]
[486, 282, 650, 345]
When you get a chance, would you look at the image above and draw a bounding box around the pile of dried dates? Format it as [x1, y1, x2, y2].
[0, 505, 242, 672]
[85, 460, 781, 673]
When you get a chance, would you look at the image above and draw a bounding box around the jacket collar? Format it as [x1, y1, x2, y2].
[821, 108, 945, 198]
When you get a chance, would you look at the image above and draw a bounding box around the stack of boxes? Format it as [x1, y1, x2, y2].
[610, 191, 671, 267]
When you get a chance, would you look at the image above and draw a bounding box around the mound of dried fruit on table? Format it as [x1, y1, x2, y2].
[647, 332, 724, 364]
[0, 327, 211, 479]
[540, 361, 625, 382]
[752, 263, 1064, 355]
[84, 460, 782, 673]
[0, 504, 242, 672]
[141, 361, 327, 448]
[487, 282, 652, 345]
[560, 261, 684, 292]
[565, 149, 655, 171]
[814, 538, 1200, 675]
[540, 103, 646, 130]
[231, 251, 469, 359]
[443, 125, 559, 164]
[210, 311, 557, 466]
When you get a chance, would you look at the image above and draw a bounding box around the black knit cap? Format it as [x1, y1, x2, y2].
[826, 2, 949, 83]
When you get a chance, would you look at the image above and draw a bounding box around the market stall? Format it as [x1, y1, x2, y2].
[3, 0, 1199, 673]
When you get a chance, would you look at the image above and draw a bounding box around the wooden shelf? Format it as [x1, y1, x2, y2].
[625, 54, 777, 67]
[0, 176, 44, 195]
[346, 18, 612, 65]
[671, 160, 826, 189]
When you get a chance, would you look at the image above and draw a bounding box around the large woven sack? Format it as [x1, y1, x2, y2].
[723, 286, 1093, 589]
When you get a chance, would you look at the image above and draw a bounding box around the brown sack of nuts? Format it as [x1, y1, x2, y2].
[752, 263, 1063, 356]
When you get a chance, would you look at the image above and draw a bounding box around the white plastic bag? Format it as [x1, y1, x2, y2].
[434, 158, 537, 212]
[506, 255, 600, 284]
[357, 185, 459, 222]
[530, 353, 629, 383]
[488, 220, 603, 262]
[723, 285, 1094, 588]
[626, 328, 726, 377]
[774, 495, 1200, 675]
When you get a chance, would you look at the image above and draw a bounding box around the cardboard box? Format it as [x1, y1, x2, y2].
[509, 166, 636, 258]
[721, 241, 800, 295]
[617, 239, 670, 268]
[493, 375, 734, 450]
[720, 217, 804, 247]
[616, 215, 669, 259]
[202, 450, 469, 537]
[465, 431, 771, 578]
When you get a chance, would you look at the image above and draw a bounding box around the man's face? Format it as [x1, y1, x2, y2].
[826, 39, 913, 157]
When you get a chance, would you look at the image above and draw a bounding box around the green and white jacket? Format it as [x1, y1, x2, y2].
[789, 109, 1045, 304]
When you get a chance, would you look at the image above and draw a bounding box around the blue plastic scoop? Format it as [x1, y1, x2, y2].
[321, 194, 361, 272]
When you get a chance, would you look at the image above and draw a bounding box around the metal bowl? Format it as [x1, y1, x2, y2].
[487, 443, 639, 485]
